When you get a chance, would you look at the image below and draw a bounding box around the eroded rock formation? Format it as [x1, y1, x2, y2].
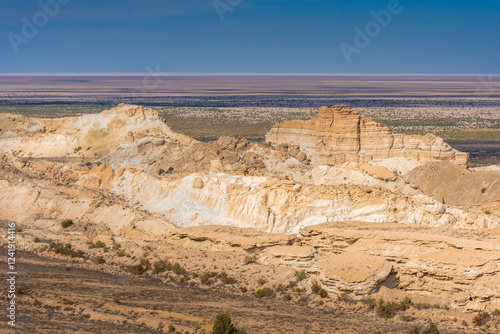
[266, 105, 469, 166]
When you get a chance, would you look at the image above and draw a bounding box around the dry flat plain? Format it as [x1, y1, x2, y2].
[0, 75, 499, 333]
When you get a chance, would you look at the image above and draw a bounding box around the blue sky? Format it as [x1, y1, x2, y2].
[1, 0, 499, 73]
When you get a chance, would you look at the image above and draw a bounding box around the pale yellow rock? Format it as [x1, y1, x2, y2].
[266, 105, 469, 166]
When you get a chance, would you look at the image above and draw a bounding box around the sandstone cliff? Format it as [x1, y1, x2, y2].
[266, 105, 469, 166]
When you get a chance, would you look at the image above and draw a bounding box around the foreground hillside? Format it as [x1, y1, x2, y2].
[1, 104, 499, 333]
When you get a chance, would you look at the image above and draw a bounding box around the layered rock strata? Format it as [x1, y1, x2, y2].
[266, 105, 469, 166]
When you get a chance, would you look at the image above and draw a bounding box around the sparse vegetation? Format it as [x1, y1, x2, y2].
[213, 313, 245, 334]
[94, 256, 106, 264]
[152, 259, 171, 274]
[34, 236, 41, 243]
[472, 311, 490, 327]
[310, 281, 328, 298]
[485, 210, 491, 215]
[48, 242, 85, 258]
[254, 287, 274, 298]
[399, 296, 413, 310]
[172, 262, 186, 275]
[243, 255, 257, 265]
[219, 271, 236, 284]
[409, 320, 440, 334]
[60, 219, 73, 228]
[89, 240, 106, 249]
[168, 324, 176, 332]
[376, 299, 397, 318]
[294, 269, 307, 282]
[201, 271, 218, 285]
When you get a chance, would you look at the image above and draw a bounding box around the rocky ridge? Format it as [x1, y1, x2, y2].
[1, 103, 499, 313]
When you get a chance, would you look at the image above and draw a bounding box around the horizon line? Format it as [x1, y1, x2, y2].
[0, 73, 498, 76]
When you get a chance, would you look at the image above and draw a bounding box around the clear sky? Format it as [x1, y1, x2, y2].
[1, 0, 499, 74]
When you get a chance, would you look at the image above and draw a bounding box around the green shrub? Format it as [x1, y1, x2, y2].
[311, 281, 321, 294]
[48, 242, 85, 258]
[243, 255, 257, 265]
[152, 260, 171, 274]
[124, 259, 151, 276]
[172, 262, 186, 275]
[366, 297, 376, 310]
[337, 292, 349, 302]
[414, 302, 430, 309]
[423, 321, 440, 334]
[376, 299, 397, 318]
[481, 187, 486, 193]
[61, 219, 73, 228]
[168, 324, 176, 332]
[472, 311, 490, 327]
[34, 237, 41, 243]
[254, 287, 274, 298]
[201, 271, 218, 285]
[219, 271, 236, 284]
[89, 240, 106, 249]
[485, 210, 491, 215]
[295, 270, 307, 282]
[318, 288, 328, 298]
[213, 313, 244, 334]
[399, 296, 413, 310]
[125, 263, 147, 275]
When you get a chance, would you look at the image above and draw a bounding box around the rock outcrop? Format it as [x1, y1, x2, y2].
[0, 103, 192, 158]
[266, 105, 469, 166]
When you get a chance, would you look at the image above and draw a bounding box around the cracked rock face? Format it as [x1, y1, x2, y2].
[266, 105, 469, 166]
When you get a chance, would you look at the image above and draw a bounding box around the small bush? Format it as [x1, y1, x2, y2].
[243, 255, 257, 265]
[485, 210, 491, 215]
[94, 256, 106, 264]
[295, 270, 307, 282]
[399, 296, 413, 310]
[318, 288, 328, 298]
[116, 249, 125, 257]
[366, 297, 376, 310]
[172, 262, 186, 275]
[311, 281, 321, 295]
[472, 311, 490, 327]
[414, 302, 430, 309]
[376, 299, 397, 318]
[201, 271, 218, 285]
[337, 292, 350, 302]
[481, 187, 486, 193]
[125, 259, 151, 275]
[89, 240, 106, 249]
[254, 287, 274, 298]
[152, 260, 171, 274]
[213, 313, 244, 334]
[257, 277, 267, 285]
[283, 294, 292, 301]
[48, 242, 85, 258]
[219, 271, 236, 284]
[423, 321, 440, 334]
[61, 219, 73, 228]
[34, 237, 41, 243]
[168, 324, 176, 332]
